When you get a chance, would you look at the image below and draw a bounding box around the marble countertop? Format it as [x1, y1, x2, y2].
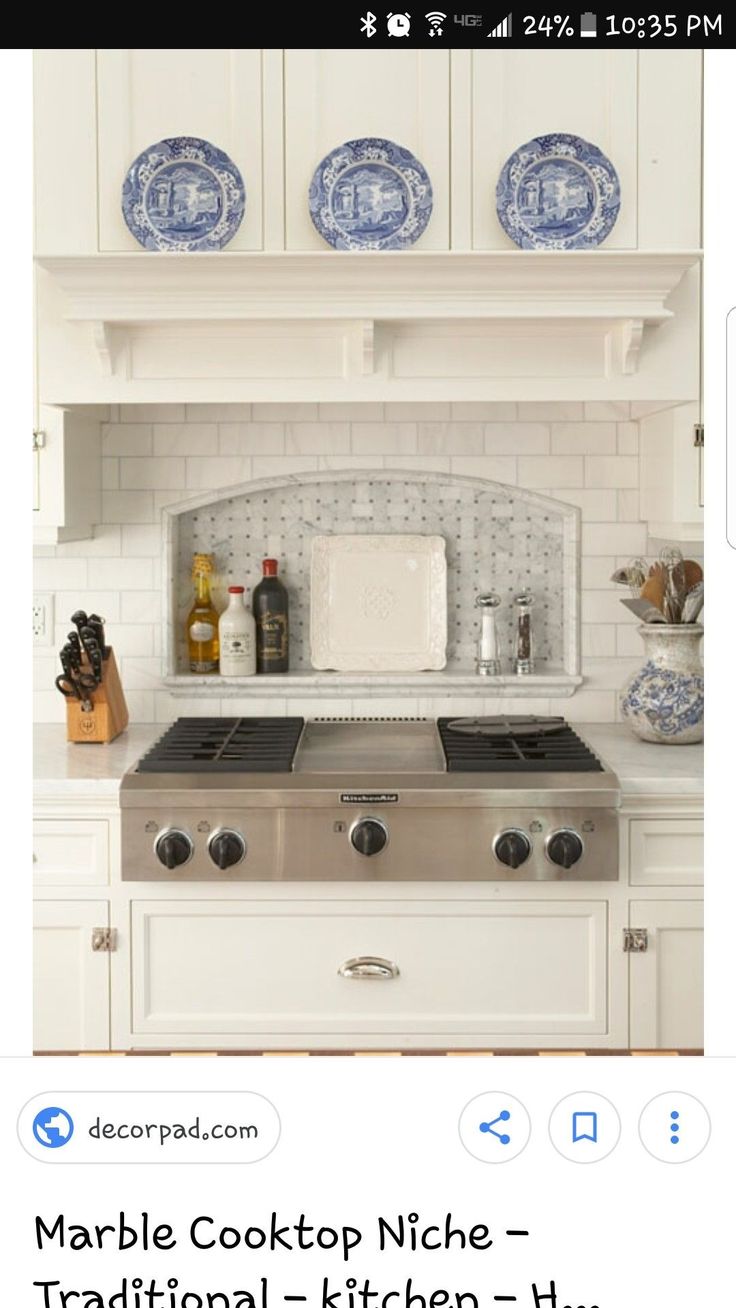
[33, 722, 703, 801]
[576, 724, 703, 798]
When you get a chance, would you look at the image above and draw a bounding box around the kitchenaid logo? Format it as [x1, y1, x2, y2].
[340, 793, 399, 805]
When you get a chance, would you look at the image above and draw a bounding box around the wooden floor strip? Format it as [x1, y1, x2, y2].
[36, 1048, 699, 1057]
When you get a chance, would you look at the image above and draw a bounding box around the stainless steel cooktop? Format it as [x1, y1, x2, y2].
[120, 716, 620, 883]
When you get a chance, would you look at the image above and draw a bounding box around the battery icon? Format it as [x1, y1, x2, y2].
[580, 11, 597, 37]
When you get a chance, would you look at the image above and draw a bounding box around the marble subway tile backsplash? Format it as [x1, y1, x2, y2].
[35, 402, 655, 725]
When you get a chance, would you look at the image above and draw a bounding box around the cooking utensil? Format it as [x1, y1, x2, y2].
[681, 581, 705, 624]
[55, 674, 94, 713]
[80, 627, 103, 684]
[640, 569, 666, 613]
[683, 560, 704, 590]
[71, 609, 89, 642]
[658, 547, 684, 623]
[66, 630, 83, 661]
[627, 559, 648, 594]
[610, 560, 648, 591]
[87, 613, 108, 658]
[620, 598, 667, 623]
[56, 646, 96, 711]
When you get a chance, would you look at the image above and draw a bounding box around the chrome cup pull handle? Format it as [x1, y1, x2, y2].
[338, 956, 400, 980]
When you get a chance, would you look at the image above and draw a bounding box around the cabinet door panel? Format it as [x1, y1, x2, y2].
[133, 899, 607, 1039]
[96, 49, 264, 251]
[284, 50, 449, 249]
[33, 901, 110, 1051]
[469, 50, 637, 250]
[629, 901, 703, 1049]
[34, 49, 98, 254]
[638, 50, 702, 248]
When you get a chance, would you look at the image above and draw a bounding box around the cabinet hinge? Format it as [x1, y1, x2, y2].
[693, 423, 704, 448]
[32, 429, 46, 452]
[92, 927, 118, 953]
[623, 927, 648, 953]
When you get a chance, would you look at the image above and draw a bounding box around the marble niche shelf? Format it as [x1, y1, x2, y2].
[163, 470, 582, 700]
[163, 670, 584, 699]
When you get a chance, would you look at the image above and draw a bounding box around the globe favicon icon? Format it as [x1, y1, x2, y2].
[33, 1107, 74, 1149]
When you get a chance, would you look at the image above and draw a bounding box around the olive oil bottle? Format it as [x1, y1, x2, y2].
[187, 553, 219, 673]
[252, 558, 289, 674]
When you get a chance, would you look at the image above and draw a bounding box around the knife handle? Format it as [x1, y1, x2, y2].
[87, 615, 107, 657]
[80, 627, 103, 683]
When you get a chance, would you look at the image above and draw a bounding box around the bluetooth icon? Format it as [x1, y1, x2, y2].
[360, 10, 377, 37]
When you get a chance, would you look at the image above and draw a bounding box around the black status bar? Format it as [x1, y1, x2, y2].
[239, 9, 731, 48]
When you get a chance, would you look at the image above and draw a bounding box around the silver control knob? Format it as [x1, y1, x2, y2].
[493, 828, 532, 869]
[208, 828, 246, 870]
[546, 828, 584, 869]
[350, 817, 389, 857]
[154, 829, 193, 870]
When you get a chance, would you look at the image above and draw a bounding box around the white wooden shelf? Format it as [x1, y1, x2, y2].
[164, 670, 584, 699]
[37, 250, 700, 395]
[37, 250, 699, 322]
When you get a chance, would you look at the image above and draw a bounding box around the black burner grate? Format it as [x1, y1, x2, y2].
[437, 716, 604, 773]
[137, 717, 305, 773]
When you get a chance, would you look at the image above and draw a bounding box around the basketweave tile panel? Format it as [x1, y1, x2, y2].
[169, 471, 578, 676]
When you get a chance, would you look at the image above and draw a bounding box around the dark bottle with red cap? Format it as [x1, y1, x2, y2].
[252, 558, 289, 674]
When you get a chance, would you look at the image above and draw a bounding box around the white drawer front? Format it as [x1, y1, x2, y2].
[132, 900, 607, 1038]
[629, 819, 703, 886]
[33, 820, 109, 887]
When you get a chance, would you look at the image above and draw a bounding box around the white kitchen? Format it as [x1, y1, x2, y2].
[32, 47, 703, 1054]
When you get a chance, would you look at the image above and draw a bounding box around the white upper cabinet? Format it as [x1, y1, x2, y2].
[34, 49, 266, 254]
[283, 49, 450, 249]
[34, 49, 701, 258]
[458, 49, 701, 251]
[463, 49, 637, 249]
[97, 49, 265, 252]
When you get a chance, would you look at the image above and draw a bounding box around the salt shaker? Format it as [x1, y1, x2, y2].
[475, 592, 501, 676]
[514, 590, 534, 675]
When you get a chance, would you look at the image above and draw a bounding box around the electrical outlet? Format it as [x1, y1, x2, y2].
[33, 593, 55, 647]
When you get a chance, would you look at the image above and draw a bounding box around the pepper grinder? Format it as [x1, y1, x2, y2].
[475, 592, 501, 676]
[514, 590, 534, 675]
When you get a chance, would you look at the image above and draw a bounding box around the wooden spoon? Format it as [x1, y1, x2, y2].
[641, 563, 666, 613]
[683, 560, 703, 589]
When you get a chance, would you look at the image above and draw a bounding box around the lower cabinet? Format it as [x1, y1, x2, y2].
[131, 899, 608, 1043]
[628, 900, 704, 1050]
[30, 807, 704, 1051]
[33, 901, 111, 1051]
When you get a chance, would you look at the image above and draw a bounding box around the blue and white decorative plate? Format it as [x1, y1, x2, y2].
[121, 137, 245, 252]
[496, 134, 620, 250]
[309, 138, 433, 251]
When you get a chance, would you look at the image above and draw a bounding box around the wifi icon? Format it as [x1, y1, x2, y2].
[425, 10, 446, 36]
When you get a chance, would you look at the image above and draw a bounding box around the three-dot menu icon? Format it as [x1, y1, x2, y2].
[639, 1092, 711, 1163]
[670, 1110, 680, 1145]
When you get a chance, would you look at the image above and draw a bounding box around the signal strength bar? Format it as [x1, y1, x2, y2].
[488, 12, 512, 38]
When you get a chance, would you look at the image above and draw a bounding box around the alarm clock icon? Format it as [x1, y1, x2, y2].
[387, 12, 411, 37]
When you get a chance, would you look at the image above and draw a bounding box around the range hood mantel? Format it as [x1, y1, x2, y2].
[39, 250, 697, 323]
[37, 250, 700, 403]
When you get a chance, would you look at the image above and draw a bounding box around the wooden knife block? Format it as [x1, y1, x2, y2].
[65, 649, 129, 744]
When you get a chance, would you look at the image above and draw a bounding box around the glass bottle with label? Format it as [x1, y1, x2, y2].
[218, 586, 257, 677]
[252, 558, 289, 674]
[186, 553, 219, 673]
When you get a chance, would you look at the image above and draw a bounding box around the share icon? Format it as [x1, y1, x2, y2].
[478, 1110, 511, 1144]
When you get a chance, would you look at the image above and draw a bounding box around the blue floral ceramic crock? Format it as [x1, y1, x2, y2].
[620, 624, 703, 745]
